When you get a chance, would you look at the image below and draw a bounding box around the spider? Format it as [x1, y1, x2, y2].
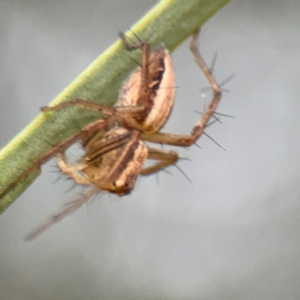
[2, 29, 223, 240]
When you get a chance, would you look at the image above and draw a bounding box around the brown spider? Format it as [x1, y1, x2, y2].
[2, 29, 222, 240]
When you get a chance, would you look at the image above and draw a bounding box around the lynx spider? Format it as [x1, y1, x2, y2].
[2, 29, 222, 240]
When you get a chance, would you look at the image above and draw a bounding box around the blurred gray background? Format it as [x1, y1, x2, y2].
[1, 0, 300, 299]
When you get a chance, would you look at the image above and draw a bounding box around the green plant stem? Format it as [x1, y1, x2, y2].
[0, 0, 229, 213]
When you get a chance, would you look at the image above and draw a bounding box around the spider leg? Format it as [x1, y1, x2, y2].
[141, 29, 222, 148]
[56, 153, 90, 185]
[119, 32, 163, 117]
[42, 99, 146, 120]
[0, 118, 108, 199]
[24, 185, 99, 241]
[139, 147, 179, 175]
[119, 32, 150, 96]
[41, 99, 117, 116]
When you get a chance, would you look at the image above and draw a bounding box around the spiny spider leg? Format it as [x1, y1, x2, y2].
[141, 29, 222, 147]
[0, 118, 108, 199]
[119, 32, 158, 117]
[24, 185, 99, 241]
[42, 99, 146, 120]
[139, 147, 179, 176]
[41, 99, 117, 116]
[56, 153, 90, 185]
[120, 32, 150, 92]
